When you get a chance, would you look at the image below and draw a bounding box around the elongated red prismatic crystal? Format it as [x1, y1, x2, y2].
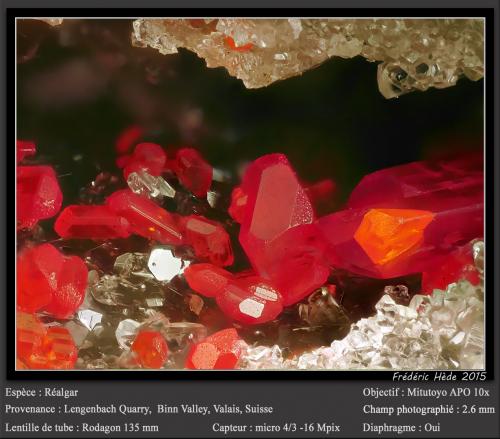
[318, 154, 484, 279]
[115, 125, 143, 154]
[55, 205, 131, 239]
[238, 154, 329, 305]
[174, 148, 213, 197]
[131, 331, 168, 369]
[17, 140, 36, 162]
[186, 328, 244, 369]
[106, 189, 183, 245]
[228, 186, 247, 223]
[184, 263, 233, 297]
[216, 276, 283, 325]
[17, 165, 63, 229]
[179, 215, 234, 266]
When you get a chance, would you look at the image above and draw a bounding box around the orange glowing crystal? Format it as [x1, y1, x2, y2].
[354, 208, 435, 266]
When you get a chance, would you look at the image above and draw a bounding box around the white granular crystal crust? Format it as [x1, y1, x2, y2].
[131, 18, 484, 98]
[239, 241, 484, 370]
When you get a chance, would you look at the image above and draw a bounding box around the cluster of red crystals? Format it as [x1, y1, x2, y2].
[173, 148, 213, 197]
[115, 125, 143, 154]
[184, 264, 283, 325]
[17, 244, 88, 318]
[55, 205, 131, 239]
[121, 143, 167, 179]
[237, 154, 329, 305]
[17, 166, 63, 229]
[186, 328, 245, 369]
[421, 244, 480, 293]
[179, 215, 233, 266]
[106, 189, 183, 245]
[318, 153, 484, 279]
[17, 140, 36, 162]
[17, 313, 77, 370]
[131, 331, 168, 369]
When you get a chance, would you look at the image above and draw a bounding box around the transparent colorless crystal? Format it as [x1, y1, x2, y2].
[127, 171, 176, 199]
[76, 309, 103, 330]
[115, 319, 141, 350]
[148, 247, 190, 281]
[132, 19, 483, 98]
[114, 252, 150, 278]
[64, 321, 89, 347]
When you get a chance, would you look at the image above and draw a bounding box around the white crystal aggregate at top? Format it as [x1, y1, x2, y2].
[147, 247, 191, 282]
[239, 241, 485, 370]
[131, 19, 484, 98]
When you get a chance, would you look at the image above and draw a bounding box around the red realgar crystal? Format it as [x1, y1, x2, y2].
[106, 189, 183, 245]
[174, 148, 213, 197]
[17, 312, 45, 364]
[421, 244, 480, 293]
[228, 186, 247, 223]
[27, 326, 78, 370]
[17, 165, 63, 229]
[115, 125, 143, 154]
[17, 243, 88, 318]
[318, 155, 484, 279]
[184, 263, 233, 298]
[131, 331, 168, 369]
[123, 142, 167, 179]
[186, 328, 244, 369]
[216, 276, 283, 325]
[55, 205, 131, 239]
[17, 244, 64, 313]
[43, 255, 88, 319]
[179, 215, 234, 266]
[238, 154, 329, 305]
[17, 140, 36, 162]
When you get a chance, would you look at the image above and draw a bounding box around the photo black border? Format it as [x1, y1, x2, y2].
[6, 7, 496, 381]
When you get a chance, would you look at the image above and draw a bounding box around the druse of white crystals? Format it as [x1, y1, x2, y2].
[132, 19, 484, 98]
[239, 241, 484, 370]
[148, 247, 190, 282]
[127, 171, 176, 199]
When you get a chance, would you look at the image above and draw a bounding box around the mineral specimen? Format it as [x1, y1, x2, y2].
[147, 247, 190, 282]
[186, 328, 245, 369]
[106, 189, 183, 244]
[183, 263, 233, 298]
[17, 140, 36, 162]
[132, 19, 484, 98]
[173, 148, 213, 197]
[318, 155, 484, 279]
[131, 331, 169, 368]
[55, 205, 131, 239]
[17, 165, 63, 229]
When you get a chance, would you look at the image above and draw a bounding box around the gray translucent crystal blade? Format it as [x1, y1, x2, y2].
[127, 171, 176, 199]
[148, 247, 191, 281]
[132, 19, 483, 98]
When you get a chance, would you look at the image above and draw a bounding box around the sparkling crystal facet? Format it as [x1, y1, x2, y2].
[186, 328, 245, 369]
[147, 247, 190, 281]
[216, 276, 283, 325]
